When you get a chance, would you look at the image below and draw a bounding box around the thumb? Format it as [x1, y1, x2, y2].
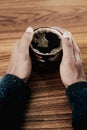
[61, 32, 75, 62]
[21, 27, 34, 48]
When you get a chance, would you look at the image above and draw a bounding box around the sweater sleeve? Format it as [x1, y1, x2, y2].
[0, 74, 31, 129]
[66, 81, 87, 130]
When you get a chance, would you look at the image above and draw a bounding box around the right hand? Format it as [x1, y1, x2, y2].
[59, 30, 86, 87]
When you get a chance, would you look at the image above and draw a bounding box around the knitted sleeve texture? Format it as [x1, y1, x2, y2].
[0, 74, 31, 129]
[66, 81, 87, 130]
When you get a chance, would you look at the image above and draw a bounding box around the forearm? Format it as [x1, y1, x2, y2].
[66, 82, 87, 130]
[0, 74, 31, 128]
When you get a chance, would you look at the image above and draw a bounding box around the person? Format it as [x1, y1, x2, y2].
[0, 26, 87, 130]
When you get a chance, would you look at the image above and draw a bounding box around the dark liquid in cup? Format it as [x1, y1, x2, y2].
[30, 29, 62, 72]
[32, 32, 61, 53]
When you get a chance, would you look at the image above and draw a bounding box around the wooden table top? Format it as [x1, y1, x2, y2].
[0, 0, 87, 129]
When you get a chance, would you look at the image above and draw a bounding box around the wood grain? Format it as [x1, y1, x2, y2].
[0, 0, 87, 129]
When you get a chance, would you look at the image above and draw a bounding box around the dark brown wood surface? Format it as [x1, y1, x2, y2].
[0, 0, 87, 129]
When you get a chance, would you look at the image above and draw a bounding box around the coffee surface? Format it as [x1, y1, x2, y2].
[32, 32, 61, 53]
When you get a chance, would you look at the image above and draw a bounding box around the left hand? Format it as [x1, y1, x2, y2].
[7, 27, 34, 82]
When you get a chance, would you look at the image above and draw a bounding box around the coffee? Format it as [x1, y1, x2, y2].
[32, 31, 61, 53]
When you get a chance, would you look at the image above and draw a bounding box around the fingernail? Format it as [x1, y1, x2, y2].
[63, 32, 72, 43]
[26, 27, 33, 33]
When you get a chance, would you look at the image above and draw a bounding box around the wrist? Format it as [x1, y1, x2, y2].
[6, 72, 28, 83]
[65, 78, 86, 88]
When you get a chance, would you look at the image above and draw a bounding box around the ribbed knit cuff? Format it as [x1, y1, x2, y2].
[66, 82, 87, 105]
[0, 74, 31, 103]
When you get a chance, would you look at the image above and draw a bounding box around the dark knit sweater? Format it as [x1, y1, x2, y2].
[0, 74, 31, 129]
[66, 82, 87, 130]
[0, 74, 87, 130]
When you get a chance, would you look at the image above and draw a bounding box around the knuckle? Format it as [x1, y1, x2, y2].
[67, 59, 75, 66]
[67, 41, 73, 48]
[76, 60, 83, 66]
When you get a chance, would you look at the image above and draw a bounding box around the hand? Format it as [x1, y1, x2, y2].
[60, 31, 86, 87]
[7, 27, 34, 82]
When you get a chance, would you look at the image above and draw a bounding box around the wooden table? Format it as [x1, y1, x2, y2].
[0, 0, 87, 129]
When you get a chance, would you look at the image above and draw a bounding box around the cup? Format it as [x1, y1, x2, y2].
[30, 27, 63, 71]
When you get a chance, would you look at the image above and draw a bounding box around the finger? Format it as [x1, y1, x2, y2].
[62, 32, 75, 62]
[71, 34, 83, 63]
[21, 27, 34, 48]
